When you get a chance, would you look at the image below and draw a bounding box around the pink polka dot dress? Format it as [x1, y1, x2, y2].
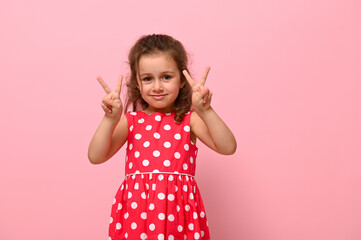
[108, 111, 210, 240]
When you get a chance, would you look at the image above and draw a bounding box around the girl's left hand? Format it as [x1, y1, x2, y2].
[183, 66, 212, 113]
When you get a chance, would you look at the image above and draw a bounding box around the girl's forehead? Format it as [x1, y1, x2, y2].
[138, 53, 178, 74]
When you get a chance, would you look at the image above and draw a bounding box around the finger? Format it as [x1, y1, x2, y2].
[182, 70, 196, 87]
[101, 101, 112, 113]
[200, 86, 210, 99]
[202, 90, 213, 104]
[97, 76, 112, 94]
[200, 66, 211, 86]
[104, 97, 122, 109]
[114, 75, 123, 95]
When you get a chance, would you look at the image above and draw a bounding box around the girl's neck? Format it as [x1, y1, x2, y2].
[143, 107, 174, 115]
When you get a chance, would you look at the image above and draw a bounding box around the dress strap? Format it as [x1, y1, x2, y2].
[125, 171, 195, 179]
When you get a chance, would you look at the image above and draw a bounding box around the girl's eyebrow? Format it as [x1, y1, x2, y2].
[139, 71, 175, 77]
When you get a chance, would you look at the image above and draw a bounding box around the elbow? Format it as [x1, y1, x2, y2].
[217, 142, 237, 155]
[88, 152, 106, 165]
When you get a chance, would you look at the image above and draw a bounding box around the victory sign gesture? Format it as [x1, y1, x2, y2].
[183, 66, 213, 113]
[97, 75, 123, 119]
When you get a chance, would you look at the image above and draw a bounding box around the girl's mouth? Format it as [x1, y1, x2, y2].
[151, 94, 167, 100]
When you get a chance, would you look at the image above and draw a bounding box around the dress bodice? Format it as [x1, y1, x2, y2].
[125, 111, 198, 177]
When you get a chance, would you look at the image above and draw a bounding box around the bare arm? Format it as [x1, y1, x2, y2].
[88, 115, 128, 164]
[88, 75, 129, 164]
[183, 67, 237, 155]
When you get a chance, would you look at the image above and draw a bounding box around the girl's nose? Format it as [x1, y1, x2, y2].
[153, 79, 164, 92]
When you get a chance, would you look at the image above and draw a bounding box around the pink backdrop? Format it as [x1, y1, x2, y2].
[1, 0, 360, 239]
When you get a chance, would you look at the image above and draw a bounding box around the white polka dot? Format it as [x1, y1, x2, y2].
[153, 169, 160, 173]
[175, 185, 178, 192]
[140, 233, 147, 240]
[146, 125, 152, 130]
[168, 235, 174, 240]
[153, 150, 160, 157]
[149, 223, 155, 231]
[120, 184, 124, 190]
[190, 157, 194, 164]
[201, 231, 205, 237]
[177, 205, 180, 212]
[152, 183, 156, 191]
[113, 198, 116, 204]
[129, 143, 133, 150]
[168, 174, 174, 181]
[200, 211, 205, 218]
[184, 125, 190, 132]
[110, 217, 113, 223]
[164, 124, 171, 130]
[141, 192, 147, 199]
[134, 151, 140, 158]
[154, 132, 160, 139]
[130, 125, 134, 132]
[124, 212, 129, 219]
[163, 160, 171, 167]
[143, 160, 150, 166]
[128, 192, 132, 199]
[155, 115, 161, 121]
[126, 184, 128, 190]
[183, 163, 188, 170]
[158, 193, 165, 200]
[131, 222, 137, 229]
[168, 214, 175, 221]
[131, 202, 137, 209]
[168, 194, 175, 201]
[174, 152, 181, 159]
[184, 144, 189, 151]
[158, 213, 165, 220]
[193, 212, 198, 219]
[128, 162, 133, 169]
[188, 223, 194, 231]
[141, 212, 147, 219]
[178, 225, 183, 232]
[138, 118, 145, 123]
[130, 112, 136, 115]
[190, 192, 194, 200]
[118, 203, 122, 210]
[135, 134, 142, 140]
[149, 203, 155, 210]
[174, 133, 181, 140]
[116, 222, 121, 230]
[185, 205, 190, 211]
[125, 233, 128, 238]
[163, 141, 171, 148]
[145, 183, 149, 190]
[134, 183, 139, 190]
[158, 174, 164, 181]
[143, 141, 150, 147]
[194, 232, 200, 239]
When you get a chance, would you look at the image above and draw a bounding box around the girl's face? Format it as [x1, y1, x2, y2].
[137, 53, 184, 114]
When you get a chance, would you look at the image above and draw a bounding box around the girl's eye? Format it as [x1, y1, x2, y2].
[163, 75, 171, 80]
[143, 77, 152, 82]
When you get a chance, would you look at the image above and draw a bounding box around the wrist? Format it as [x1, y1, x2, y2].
[103, 114, 121, 125]
[194, 106, 214, 118]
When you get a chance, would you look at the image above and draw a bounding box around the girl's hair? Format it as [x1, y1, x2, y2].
[125, 34, 192, 124]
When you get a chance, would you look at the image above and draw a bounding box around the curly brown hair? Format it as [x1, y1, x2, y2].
[124, 34, 192, 124]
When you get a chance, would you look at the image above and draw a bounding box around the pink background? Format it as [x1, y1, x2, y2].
[1, 0, 360, 239]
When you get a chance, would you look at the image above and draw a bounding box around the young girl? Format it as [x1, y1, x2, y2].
[88, 34, 236, 240]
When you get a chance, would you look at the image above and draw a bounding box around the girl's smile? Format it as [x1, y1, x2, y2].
[138, 53, 184, 113]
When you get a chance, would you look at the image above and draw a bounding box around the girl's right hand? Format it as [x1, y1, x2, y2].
[97, 75, 123, 120]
